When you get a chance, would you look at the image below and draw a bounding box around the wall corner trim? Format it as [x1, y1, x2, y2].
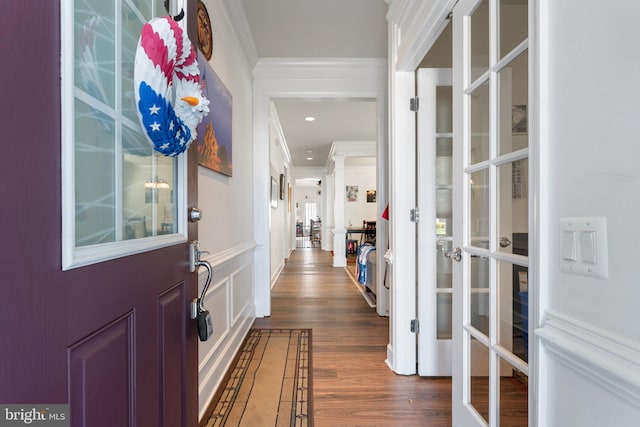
[537, 310, 640, 408]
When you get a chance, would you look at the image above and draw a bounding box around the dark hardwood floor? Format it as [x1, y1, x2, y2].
[253, 248, 452, 426]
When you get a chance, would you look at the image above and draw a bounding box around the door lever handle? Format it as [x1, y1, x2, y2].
[444, 247, 462, 263]
[189, 240, 209, 272]
[500, 237, 512, 248]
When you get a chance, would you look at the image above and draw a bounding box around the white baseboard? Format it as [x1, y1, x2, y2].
[198, 311, 253, 422]
[386, 343, 394, 372]
[271, 259, 285, 289]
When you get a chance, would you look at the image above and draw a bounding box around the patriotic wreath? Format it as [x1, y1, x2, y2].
[134, 16, 210, 157]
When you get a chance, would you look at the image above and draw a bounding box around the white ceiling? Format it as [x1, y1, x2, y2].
[240, 0, 388, 168]
[241, 0, 388, 59]
[273, 99, 377, 168]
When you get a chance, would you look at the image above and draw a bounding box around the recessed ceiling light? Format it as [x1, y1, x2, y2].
[304, 116, 316, 122]
[306, 149, 313, 153]
[306, 157, 313, 161]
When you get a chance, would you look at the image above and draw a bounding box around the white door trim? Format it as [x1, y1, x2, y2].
[387, 0, 462, 375]
[252, 58, 388, 322]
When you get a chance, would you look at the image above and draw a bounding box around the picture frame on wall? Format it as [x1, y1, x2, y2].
[196, 52, 233, 176]
[346, 185, 358, 202]
[366, 190, 376, 203]
[270, 176, 278, 208]
[279, 174, 285, 200]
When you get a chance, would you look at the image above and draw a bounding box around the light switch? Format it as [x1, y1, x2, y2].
[580, 231, 597, 264]
[560, 217, 608, 279]
[562, 231, 577, 261]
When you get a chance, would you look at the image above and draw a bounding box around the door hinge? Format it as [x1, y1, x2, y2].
[409, 97, 419, 112]
[410, 319, 420, 333]
[410, 208, 420, 223]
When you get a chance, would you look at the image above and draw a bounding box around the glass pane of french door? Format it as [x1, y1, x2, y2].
[499, 356, 528, 426]
[455, 0, 530, 425]
[470, 0, 490, 82]
[499, 52, 529, 155]
[499, 0, 528, 59]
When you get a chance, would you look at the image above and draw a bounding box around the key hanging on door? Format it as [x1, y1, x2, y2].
[190, 241, 214, 341]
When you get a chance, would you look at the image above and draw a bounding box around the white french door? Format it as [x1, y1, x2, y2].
[452, 0, 531, 425]
[417, 68, 453, 376]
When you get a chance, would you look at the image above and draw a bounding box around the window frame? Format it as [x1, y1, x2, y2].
[61, 0, 188, 270]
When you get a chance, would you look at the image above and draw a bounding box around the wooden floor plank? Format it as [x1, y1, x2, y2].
[254, 248, 452, 426]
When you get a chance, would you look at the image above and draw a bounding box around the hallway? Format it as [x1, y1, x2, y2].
[253, 248, 452, 426]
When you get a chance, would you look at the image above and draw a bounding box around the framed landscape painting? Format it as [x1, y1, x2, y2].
[196, 52, 233, 176]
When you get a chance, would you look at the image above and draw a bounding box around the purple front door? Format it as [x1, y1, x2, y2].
[0, 1, 199, 425]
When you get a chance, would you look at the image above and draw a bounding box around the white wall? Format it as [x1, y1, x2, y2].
[269, 110, 292, 285]
[195, 0, 255, 420]
[295, 186, 322, 223]
[344, 158, 377, 228]
[293, 167, 329, 247]
[537, 0, 640, 424]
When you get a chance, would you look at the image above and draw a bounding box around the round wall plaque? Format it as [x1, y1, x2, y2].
[197, 0, 213, 60]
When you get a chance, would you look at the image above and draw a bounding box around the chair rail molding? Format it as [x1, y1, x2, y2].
[537, 309, 640, 408]
[201, 240, 256, 269]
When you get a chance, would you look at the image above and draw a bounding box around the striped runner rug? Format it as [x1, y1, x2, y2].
[204, 329, 312, 427]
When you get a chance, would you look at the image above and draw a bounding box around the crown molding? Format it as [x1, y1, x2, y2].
[329, 140, 377, 158]
[388, 0, 456, 71]
[292, 166, 328, 180]
[327, 141, 377, 168]
[254, 58, 387, 81]
[221, 0, 258, 69]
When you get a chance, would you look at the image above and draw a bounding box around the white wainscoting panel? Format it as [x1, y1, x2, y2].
[201, 277, 230, 357]
[232, 262, 254, 325]
[197, 242, 256, 421]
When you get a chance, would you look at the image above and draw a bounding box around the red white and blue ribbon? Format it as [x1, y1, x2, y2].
[134, 16, 209, 157]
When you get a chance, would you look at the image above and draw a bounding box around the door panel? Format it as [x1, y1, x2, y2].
[158, 283, 188, 427]
[0, 2, 199, 426]
[69, 314, 135, 426]
[453, 0, 530, 425]
[417, 68, 453, 376]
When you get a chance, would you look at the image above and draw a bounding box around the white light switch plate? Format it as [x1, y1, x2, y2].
[560, 217, 608, 279]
